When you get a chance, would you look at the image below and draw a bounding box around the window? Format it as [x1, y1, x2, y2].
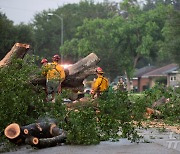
[170, 76, 176, 81]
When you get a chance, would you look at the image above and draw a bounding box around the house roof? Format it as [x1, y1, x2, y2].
[143, 63, 179, 77]
[134, 65, 156, 77]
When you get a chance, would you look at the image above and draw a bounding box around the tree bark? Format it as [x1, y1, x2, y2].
[21, 122, 58, 139]
[0, 43, 30, 67]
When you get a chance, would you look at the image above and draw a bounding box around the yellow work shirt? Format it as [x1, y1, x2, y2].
[44, 62, 65, 81]
[92, 74, 109, 92]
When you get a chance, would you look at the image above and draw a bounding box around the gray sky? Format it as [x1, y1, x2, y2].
[0, 0, 120, 25]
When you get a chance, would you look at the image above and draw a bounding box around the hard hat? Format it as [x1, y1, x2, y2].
[53, 54, 60, 61]
[41, 58, 48, 64]
[96, 67, 104, 74]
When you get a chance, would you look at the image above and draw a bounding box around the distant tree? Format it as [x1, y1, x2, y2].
[0, 13, 15, 60]
[0, 13, 34, 60]
[160, 8, 180, 65]
[14, 23, 35, 46]
[62, 0, 171, 81]
[32, 0, 118, 59]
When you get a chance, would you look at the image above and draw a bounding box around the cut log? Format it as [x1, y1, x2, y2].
[21, 122, 59, 138]
[25, 132, 66, 148]
[30, 53, 100, 90]
[25, 136, 39, 145]
[4, 123, 26, 144]
[0, 43, 30, 67]
[145, 107, 161, 119]
[4, 118, 63, 145]
[38, 132, 66, 148]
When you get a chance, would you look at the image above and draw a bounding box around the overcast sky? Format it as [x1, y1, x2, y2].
[0, 0, 121, 25]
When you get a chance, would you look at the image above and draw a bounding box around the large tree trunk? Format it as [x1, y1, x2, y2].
[0, 43, 100, 91]
[31, 53, 100, 91]
[0, 43, 30, 67]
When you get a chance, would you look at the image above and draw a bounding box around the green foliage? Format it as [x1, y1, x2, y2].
[60, 90, 145, 145]
[62, 2, 172, 80]
[143, 85, 180, 124]
[65, 107, 99, 145]
[0, 57, 45, 135]
[98, 91, 143, 142]
[161, 8, 180, 65]
[32, 1, 117, 59]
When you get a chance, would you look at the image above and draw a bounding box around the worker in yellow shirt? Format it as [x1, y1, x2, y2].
[42, 55, 65, 102]
[91, 67, 109, 99]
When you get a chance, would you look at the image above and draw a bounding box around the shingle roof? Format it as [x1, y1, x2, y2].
[142, 63, 179, 77]
[134, 66, 156, 77]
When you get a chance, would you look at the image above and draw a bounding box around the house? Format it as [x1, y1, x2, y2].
[133, 64, 179, 92]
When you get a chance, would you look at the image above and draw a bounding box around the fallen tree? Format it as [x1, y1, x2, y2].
[0, 43, 100, 91]
[30, 53, 100, 91]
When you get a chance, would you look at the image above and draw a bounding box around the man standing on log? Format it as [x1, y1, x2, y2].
[43, 55, 65, 102]
[91, 67, 109, 99]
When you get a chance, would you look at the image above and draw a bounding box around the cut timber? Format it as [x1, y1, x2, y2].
[4, 123, 26, 144]
[25, 136, 39, 145]
[145, 107, 161, 119]
[0, 43, 30, 67]
[31, 53, 100, 90]
[26, 132, 66, 148]
[38, 132, 66, 148]
[21, 122, 59, 138]
[4, 119, 63, 145]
